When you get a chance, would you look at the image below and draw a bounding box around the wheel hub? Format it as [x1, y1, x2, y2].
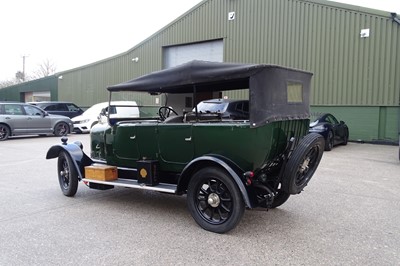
[60, 169, 69, 178]
[207, 193, 220, 207]
[299, 157, 310, 173]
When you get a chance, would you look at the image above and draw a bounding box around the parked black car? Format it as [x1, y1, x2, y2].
[309, 113, 349, 151]
[29, 101, 83, 118]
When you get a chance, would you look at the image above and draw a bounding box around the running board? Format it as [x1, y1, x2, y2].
[82, 178, 177, 194]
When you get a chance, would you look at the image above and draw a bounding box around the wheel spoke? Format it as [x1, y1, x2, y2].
[219, 202, 231, 213]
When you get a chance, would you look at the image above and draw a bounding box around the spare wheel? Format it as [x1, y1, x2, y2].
[282, 133, 324, 194]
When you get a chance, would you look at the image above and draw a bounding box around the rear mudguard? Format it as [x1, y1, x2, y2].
[177, 155, 255, 208]
[46, 139, 93, 181]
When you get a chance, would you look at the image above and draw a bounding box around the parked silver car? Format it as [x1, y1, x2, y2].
[0, 102, 73, 141]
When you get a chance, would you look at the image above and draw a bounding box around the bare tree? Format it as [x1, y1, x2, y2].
[0, 59, 58, 88]
[0, 79, 18, 89]
[31, 59, 57, 79]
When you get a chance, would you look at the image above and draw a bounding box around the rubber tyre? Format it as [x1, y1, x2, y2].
[342, 130, 349, 145]
[0, 124, 10, 141]
[282, 133, 325, 195]
[187, 167, 245, 234]
[270, 190, 290, 208]
[57, 151, 79, 196]
[325, 130, 334, 151]
[54, 122, 69, 137]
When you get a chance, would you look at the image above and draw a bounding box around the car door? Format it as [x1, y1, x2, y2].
[44, 103, 69, 117]
[326, 114, 343, 143]
[2, 104, 27, 134]
[65, 103, 83, 118]
[157, 123, 194, 171]
[112, 123, 140, 167]
[22, 105, 52, 134]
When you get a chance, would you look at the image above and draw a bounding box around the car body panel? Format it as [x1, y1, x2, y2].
[90, 118, 308, 173]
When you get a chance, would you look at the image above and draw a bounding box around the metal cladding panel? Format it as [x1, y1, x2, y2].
[58, 0, 399, 108]
[220, 0, 400, 106]
[0, 76, 58, 101]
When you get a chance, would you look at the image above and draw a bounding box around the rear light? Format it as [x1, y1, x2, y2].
[243, 171, 254, 186]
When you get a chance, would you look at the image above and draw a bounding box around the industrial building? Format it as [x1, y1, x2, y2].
[1, 0, 399, 143]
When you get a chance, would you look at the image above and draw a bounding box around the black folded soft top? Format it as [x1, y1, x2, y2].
[107, 60, 313, 127]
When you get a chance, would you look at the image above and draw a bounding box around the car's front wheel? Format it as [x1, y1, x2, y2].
[57, 151, 79, 196]
[54, 122, 69, 137]
[325, 130, 334, 151]
[187, 167, 245, 233]
[0, 124, 10, 141]
[342, 129, 349, 145]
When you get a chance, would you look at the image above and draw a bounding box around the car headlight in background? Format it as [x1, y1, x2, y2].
[75, 119, 90, 124]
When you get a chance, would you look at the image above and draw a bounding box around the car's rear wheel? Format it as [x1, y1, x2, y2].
[187, 167, 245, 233]
[57, 151, 78, 196]
[0, 124, 10, 141]
[54, 122, 69, 136]
[325, 130, 334, 151]
[282, 133, 324, 194]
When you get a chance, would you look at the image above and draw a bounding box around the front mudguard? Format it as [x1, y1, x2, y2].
[46, 139, 93, 181]
[177, 155, 255, 208]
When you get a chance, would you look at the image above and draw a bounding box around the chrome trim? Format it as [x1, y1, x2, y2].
[91, 159, 107, 164]
[83, 178, 176, 193]
[117, 167, 137, 172]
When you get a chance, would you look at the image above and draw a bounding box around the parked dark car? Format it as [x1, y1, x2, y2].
[0, 102, 73, 141]
[29, 101, 83, 118]
[309, 113, 349, 151]
[47, 61, 325, 233]
[194, 98, 249, 120]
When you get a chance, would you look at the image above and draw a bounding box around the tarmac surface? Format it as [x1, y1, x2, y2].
[0, 134, 399, 265]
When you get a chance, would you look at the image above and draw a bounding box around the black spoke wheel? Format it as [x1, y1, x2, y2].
[54, 122, 69, 137]
[57, 151, 78, 196]
[282, 133, 324, 194]
[187, 167, 244, 233]
[0, 124, 10, 141]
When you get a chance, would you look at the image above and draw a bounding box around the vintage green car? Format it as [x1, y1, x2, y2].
[47, 61, 324, 233]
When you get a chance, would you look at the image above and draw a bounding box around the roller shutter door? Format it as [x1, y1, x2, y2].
[163, 39, 223, 68]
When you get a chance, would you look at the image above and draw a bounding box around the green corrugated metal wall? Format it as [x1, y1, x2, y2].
[0, 76, 58, 101]
[55, 0, 400, 142]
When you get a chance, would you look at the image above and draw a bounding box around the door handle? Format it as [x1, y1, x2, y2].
[185, 137, 192, 142]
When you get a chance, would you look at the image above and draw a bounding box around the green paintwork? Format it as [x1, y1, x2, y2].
[90, 119, 309, 174]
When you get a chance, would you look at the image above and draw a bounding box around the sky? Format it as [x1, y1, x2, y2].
[0, 0, 399, 81]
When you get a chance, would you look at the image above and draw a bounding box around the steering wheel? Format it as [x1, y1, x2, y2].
[159, 106, 178, 121]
